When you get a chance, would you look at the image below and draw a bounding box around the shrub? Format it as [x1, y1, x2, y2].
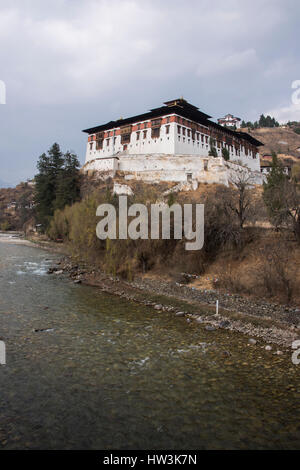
[0, 221, 10, 231]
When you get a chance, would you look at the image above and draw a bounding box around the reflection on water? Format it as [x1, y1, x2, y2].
[0, 239, 299, 449]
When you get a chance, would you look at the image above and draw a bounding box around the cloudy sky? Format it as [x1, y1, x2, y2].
[0, 0, 299, 185]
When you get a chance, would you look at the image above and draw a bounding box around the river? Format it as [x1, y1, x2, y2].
[0, 234, 299, 449]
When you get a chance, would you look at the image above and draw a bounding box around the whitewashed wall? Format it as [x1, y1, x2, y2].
[83, 154, 264, 186]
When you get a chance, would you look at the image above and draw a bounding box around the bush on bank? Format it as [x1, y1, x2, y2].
[47, 181, 299, 304]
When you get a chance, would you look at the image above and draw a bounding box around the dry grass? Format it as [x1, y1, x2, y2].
[248, 127, 300, 159]
[50, 177, 300, 305]
[197, 230, 300, 304]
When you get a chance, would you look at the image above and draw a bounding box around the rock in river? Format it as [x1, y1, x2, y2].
[248, 338, 257, 345]
[205, 325, 216, 331]
[219, 320, 230, 328]
[175, 311, 185, 317]
[154, 304, 163, 310]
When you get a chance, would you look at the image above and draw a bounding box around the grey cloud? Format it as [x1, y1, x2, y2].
[0, 0, 299, 183]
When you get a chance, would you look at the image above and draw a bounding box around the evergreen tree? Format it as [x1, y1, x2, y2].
[35, 151, 56, 226]
[244, 115, 280, 129]
[54, 152, 81, 210]
[259, 114, 266, 127]
[35, 143, 80, 228]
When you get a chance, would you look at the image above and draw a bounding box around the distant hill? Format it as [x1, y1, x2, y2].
[0, 182, 35, 230]
[239, 126, 300, 161]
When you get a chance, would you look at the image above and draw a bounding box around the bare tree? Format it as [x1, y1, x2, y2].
[227, 171, 255, 228]
[264, 172, 300, 242]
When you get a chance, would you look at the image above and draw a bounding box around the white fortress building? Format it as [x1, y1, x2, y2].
[82, 99, 263, 186]
[217, 113, 241, 129]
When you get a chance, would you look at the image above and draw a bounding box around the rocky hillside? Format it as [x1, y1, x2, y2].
[240, 126, 300, 162]
[0, 181, 35, 230]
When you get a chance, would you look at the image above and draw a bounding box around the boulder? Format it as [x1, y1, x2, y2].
[175, 311, 185, 317]
[154, 304, 163, 310]
[248, 338, 257, 345]
[205, 325, 216, 331]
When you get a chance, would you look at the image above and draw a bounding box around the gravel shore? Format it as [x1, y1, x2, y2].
[47, 255, 300, 349]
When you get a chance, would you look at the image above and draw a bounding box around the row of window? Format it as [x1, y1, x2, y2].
[93, 127, 171, 150]
[90, 128, 257, 158]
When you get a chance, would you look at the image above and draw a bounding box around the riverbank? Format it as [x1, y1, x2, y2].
[12, 233, 297, 349]
[0, 231, 34, 245]
[46, 253, 299, 350]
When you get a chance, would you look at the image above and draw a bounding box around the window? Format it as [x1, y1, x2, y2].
[121, 134, 131, 144]
[120, 125, 132, 144]
[166, 116, 171, 123]
[89, 142, 93, 151]
[182, 128, 186, 136]
[136, 131, 140, 140]
[96, 139, 103, 150]
[114, 137, 116, 145]
[187, 129, 191, 138]
[143, 130, 147, 139]
[166, 125, 170, 134]
[151, 118, 162, 127]
[96, 131, 104, 140]
[151, 127, 160, 139]
[187, 173, 193, 182]
[95, 131, 104, 150]
[137, 123, 141, 130]
[177, 125, 181, 134]
[106, 138, 110, 146]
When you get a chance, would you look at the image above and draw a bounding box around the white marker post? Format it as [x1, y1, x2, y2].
[216, 300, 219, 315]
[0, 341, 6, 365]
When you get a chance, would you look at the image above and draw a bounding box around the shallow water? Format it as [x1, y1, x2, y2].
[0, 237, 299, 449]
